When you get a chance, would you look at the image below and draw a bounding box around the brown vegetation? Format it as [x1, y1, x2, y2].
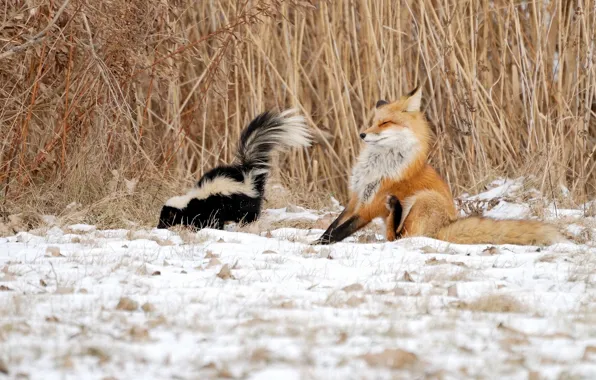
[1, 0, 594, 227]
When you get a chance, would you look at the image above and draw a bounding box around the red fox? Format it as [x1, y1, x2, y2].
[314, 86, 563, 246]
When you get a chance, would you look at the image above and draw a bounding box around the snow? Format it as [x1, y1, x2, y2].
[1, 182, 595, 379]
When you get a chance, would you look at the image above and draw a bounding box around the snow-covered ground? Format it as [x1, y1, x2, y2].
[1, 179, 595, 379]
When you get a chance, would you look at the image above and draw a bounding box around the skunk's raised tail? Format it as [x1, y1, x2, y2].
[237, 109, 312, 169]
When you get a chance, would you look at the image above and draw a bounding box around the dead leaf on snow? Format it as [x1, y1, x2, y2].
[217, 367, 235, 379]
[45, 246, 64, 257]
[62, 356, 74, 369]
[0, 358, 7, 374]
[141, 302, 156, 313]
[45, 316, 59, 323]
[528, 371, 540, 380]
[302, 246, 317, 255]
[148, 315, 167, 328]
[447, 285, 458, 297]
[336, 331, 348, 344]
[116, 297, 139, 311]
[55, 287, 74, 294]
[346, 296, 364, 307]
[207, 258, 222, 268]
[217, 264, 234, 280]
[204, 250, 218, 258]
[400, 271, 414, 282]
[250, 347, 271, 362]
[583, 346, 596, 360]
[151, 271, 161, 276]
[481, 246, 500, 256]
[420, 245, 438, 254]
[86, 347, 110, 364]
[342, 283, 364, 292]
[39, 279, 47, 287]
[0, 285, 13, 291]
[129, 326, 150, 341]
[426, 257, 447, 265]
[360, 348, 419, 369]
[262, 250, 277, 254]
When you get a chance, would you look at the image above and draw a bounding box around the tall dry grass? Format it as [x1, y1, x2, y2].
[0, 0, 594, 227]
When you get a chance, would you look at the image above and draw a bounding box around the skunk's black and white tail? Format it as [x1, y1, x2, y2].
[237, 109, 312, 170]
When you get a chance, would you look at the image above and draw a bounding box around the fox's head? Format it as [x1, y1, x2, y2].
[360, 86, 430, 153]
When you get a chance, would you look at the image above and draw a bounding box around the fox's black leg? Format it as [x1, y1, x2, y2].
[313, 215, 368, 245]
[314, 209, 347, 243]
[386, 195, 404, 240]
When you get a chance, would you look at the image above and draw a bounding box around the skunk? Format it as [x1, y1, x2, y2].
[157, 109, 312, 230]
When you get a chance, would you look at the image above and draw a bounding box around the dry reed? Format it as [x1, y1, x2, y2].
[0, 0, 594, 227]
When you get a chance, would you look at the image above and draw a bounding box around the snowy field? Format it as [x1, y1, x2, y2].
[1, 179, 595, 379]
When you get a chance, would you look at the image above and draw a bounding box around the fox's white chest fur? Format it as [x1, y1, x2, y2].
[350, 130, 420, 203]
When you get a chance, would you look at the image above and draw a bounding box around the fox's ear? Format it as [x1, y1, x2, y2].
[375, 100, 389, 108]
[404, 86, 422, 112]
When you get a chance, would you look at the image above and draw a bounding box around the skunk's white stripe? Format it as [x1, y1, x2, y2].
[165, 174, 259, 209]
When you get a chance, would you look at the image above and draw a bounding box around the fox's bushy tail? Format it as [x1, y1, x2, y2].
[237, 109, 311, 170]
[436, 217, 565, 246]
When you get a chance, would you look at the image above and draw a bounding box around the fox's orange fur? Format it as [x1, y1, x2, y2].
[314, 87, 563, 246]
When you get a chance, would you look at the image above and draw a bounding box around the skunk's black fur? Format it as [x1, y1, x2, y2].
[157, 109, 311, 230]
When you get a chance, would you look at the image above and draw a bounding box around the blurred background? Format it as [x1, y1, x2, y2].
[1, 0, 594, 226]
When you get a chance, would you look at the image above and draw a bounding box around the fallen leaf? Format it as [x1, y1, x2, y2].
[336, 331, 348, 344]
[45, 246, 64, 257]
[217, 264, 234, 280]
[207, 258, 222, 268]
[420, 245, 438, 254]
[583, 346, 596, 360]
[86, 347, 109, 364]
[400, 271, 414, 282]
[151, 271, 161, 276]
[346, 296, 364, 307]
[360, 348, 418, 369]
[62, 356, 74, 369]
[447, 285, 458, 297]
[302, 246, 317, 255]
[116, 297, 138, 311]
[204, 251, 218, 258]
[39, 279, 47, 287]
[0, 285, 13, 291]
[141, 302, 156, 313]
[45, 316, 59, 322]
[342, 283, 364, 292]
[250, 347, 271, 362]
[0, 359, 7, 374]
[129, 326, 149, 341]
[528, 371, 540, 380]
[481, 246, 500, 256]
[262, 250, 277, 254]
[55, 287, 74, 294]
[148, 315, 167, 328]
[426, 257, 447, 265]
